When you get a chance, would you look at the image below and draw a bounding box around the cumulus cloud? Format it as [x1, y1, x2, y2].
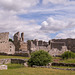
[0, 13, 50, 41]
[0, 0, 51, 41]
[0, 0, 39, 10]
[0, 0, 39, 14]
[40, 17, 75, 33]
[0, 9, 50, 41]
[56, 29, 75, 39]
[0, 0, 75, 41]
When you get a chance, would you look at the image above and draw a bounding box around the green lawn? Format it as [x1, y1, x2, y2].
[52, 57, 75, 63]
[52, 66, 75, 69]
[0, 55, 29, 59]
[0, 64, 75, 75]
[59, 59, 75, 63]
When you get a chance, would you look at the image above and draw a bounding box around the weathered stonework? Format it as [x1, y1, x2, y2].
[27, 39, 68, 56]
[0, 65, 7, 70]
[13, 32, 30, 56]
[0, 32, 75, 56]
[0, 32, 15, 54]
[52, 39, 75, 52]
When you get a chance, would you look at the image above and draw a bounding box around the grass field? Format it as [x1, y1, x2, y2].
[0, 55, 29, 59]
[53, 57, 75, 63]
[59, 59, 75, 63]
[0, 55, 75, 63]
[52, 66, 75, 69]
[0, 64, 75, 75]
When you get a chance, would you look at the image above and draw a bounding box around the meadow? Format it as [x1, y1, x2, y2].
[0, 64, 75, 75]
[0, 55, 29, 59]
[0, 55, 75, 75]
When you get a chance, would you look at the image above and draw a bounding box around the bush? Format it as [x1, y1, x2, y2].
[28, 50, 52, 66]
[9, 38, 13, 42]
[61, 51, 75, 59]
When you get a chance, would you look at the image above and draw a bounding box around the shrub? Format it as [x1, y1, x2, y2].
[61, 51, 75, 59]
[9, 38, 13, 42]
[28, 50, 52, 66]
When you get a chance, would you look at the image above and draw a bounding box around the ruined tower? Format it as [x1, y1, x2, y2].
[0, 32, 15, 54]
[13, 32, 27, 52]
[21, 32, 24, 42]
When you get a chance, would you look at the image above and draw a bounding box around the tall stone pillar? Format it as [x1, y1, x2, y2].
[21, 32, 24, 42]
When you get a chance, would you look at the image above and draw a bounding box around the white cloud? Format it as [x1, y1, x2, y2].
[56, 29, 75, 39]
[0, 0, 75, 41]
[0, 9, 50, 41]
[42, 0, 75, 5]
[0, 0, 51, 41]
[40, 17, 66, 33]
[0, 0, 39, 10]
[0, 0, 39, 14]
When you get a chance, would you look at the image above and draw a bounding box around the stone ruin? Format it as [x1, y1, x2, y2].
[0, 32, 75, 56]
[0, 32, 15, 55]
[27, 39, 68, 56]
[0, 65, 7, 70]
[14, 32, 27, 52]
[13, 32, 30, 56]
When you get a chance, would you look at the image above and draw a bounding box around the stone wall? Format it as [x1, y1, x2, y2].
[13, 32, 28, 52]
[0, 58, 28, 65]
[0, 32, 9, 42]
[27, 39, 68, 56]
[33, 65, 75, 71]
[49, 46, 68, 56]
[0, 59, 11, 64]
[52, 38, 75, 52]
[51, 42, 65, 50]
[11, 59, 27, 64]
[0, 32, 15, 54]
[0, 32, 9, 54]
[27, 39, 51, 53]
[52, 62, 75, 67]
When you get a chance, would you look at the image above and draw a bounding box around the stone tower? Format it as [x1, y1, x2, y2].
[21, 32, 24, 42]
[0, 32, 15, 54]
[13, 32, 20, 51]
[13, 32, 27, 51]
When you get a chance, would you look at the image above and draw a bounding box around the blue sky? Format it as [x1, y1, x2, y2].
[0, 0, 75, 41]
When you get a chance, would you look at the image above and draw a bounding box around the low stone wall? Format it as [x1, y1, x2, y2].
[11, 59, 28, 64]
[33, 65, 75, 71]
[0, 59, 28, 64]
[0, 53, 30, 57]
[52, 62, 75, 67]
[0, 59, 11, 64]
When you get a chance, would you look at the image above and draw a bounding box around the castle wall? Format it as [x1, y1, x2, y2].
[52, 39, 75, 52]
[0, 32, 15, 55]
[51, 42, 65, 50]
[0, 32, 9, 54]
[0, 32, 75, 56]
[19, 42, 27, 51]
[13, 32, 20, 51]
[8, 42, 15, 54]
[27, 40, 51, 53]
[13, 32, 28, 54]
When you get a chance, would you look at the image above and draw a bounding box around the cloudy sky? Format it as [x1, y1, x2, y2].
[0, 0, 75, 41]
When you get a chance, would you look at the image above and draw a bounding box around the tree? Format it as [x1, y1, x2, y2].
[9, 38, 13, 42]
[61, 51, 75, 59]
[28, 50, 52, 66]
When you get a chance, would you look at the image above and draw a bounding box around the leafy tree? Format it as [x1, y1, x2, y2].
[9, 38, 13, 42]
[61, 51, 75, 59]
[28, 50, 52, 66]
